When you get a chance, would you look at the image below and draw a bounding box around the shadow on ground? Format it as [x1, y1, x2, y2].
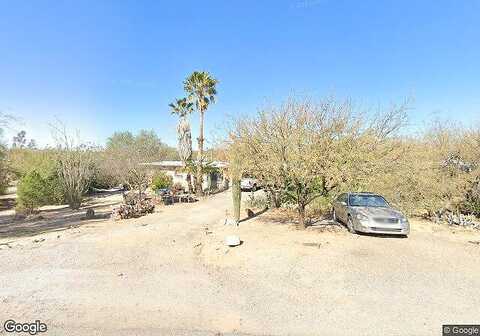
[354, 231, 408, 239]
[0, 196, 15, 211]
[0, 201, 120, 239]
[239, 207, 269, 223]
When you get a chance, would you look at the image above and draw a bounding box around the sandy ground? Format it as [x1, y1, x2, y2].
[1, 190, 480, 336]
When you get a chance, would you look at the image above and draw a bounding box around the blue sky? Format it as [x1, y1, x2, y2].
[1, 0, 479, 148]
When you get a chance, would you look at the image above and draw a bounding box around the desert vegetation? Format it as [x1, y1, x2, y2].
[0, 70, 221, 216]
[2, 84, 479, 231]
[170, 97, 194, 193]
[2, 125, 177, 214]
[151, 171, 173, 192]
[228, 97, 480, 229]
[100, 129, 175, 194]
[183, 71, 218, 196]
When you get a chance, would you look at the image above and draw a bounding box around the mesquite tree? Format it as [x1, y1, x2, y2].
[104, 130, 167, 194]
[231, 97, 408, 229]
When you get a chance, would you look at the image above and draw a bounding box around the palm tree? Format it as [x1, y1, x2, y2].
[169, 98, 194, 193]
[184, 71, 218, 196]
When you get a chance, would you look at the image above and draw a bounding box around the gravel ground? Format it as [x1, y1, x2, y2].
[1, 190, 479, 336]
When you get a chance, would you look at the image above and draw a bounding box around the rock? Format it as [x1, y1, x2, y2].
[26, 214, 45, 222]
[85, 208, 95, 219]
[14, 213, 27, 221]
[224, 218, 238, 226]
[302, 242, 321, 248]
[225, 235, 241, 247]
[33, 238, 45, 243]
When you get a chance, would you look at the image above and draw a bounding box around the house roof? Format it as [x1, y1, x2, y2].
[142, 160, 228, 168]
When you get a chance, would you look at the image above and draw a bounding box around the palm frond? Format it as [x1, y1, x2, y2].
[169, 97, 194, 117]
[183, 71, 218, 112]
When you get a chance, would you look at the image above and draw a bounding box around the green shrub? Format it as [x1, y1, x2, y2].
[90, 169, 119, 189]
[0, 145, 9, 194]
[0, 176, 7, 195]
[16, 170, 48, 213]
[244, 191, 269, 210]
[0, 168, 8, 195]
[151, 172, 173, 191]
[7, 148, 66, 203]
[463, 180, 480, 216]
[306, 196, 333, 218]
[43, 167, 66, 204]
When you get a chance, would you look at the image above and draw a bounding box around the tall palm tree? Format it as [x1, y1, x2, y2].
[184, 71, 218, 196]
[169, 98, 194, 193]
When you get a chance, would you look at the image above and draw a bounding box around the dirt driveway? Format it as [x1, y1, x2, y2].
[1, 191, 479, 335]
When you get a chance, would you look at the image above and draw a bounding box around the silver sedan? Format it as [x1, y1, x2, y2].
[332, 192, 410, 236]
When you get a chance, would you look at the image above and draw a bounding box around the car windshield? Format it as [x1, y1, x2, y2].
[349, 194, 389, 207]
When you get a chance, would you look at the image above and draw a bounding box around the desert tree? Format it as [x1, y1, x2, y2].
[412, 121, 480, 217]
[12, 130, 37, 149]
[27, 139, 37, 149]
[170, 97, 194, 193]
[12, 130, 27, 148]
[50, 122, 95, 209]
[104, 130, 170, 195]
[184, 71, 218, 196]
[0, 142, 7, 194]
[0, 111, 15, 193]
[231, 97, 408, 229]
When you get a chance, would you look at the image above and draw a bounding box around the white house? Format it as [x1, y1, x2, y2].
[142, 160, 228, 192]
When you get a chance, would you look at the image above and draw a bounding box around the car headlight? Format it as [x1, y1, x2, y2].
[400, 216, 409, 223]
[356, 213, 369, 221]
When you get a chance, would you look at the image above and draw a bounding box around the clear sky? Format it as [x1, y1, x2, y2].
[1, 0, 479, 148]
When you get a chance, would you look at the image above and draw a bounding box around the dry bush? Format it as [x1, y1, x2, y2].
[111, 192, 155, 220]
[231, 96, 480, 226]
[0, 144, 8, 194]
[102, 130, 174, 194]
[367, 121, 480, 218]
[8, 148, 57, 178]
[51, 123, 95, 210]
[230, 97, 408, 228]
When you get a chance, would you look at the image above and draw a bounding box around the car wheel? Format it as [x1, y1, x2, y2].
[333, 209, 338, 223]
[347, 216, 356, 234]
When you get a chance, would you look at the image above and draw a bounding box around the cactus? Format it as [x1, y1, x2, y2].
[232, 176, 241, 223]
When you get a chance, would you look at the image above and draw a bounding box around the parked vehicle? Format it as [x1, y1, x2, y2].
[240, 177, 260, 191]
[332, 192, 410, 236]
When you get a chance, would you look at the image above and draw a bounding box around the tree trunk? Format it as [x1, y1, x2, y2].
[196, 108, 204, 196]
[296, 204, 307, 230]
[186, 173, 193, 194]
[232, 176, 241, 223]
[268, 188, 281, 208]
